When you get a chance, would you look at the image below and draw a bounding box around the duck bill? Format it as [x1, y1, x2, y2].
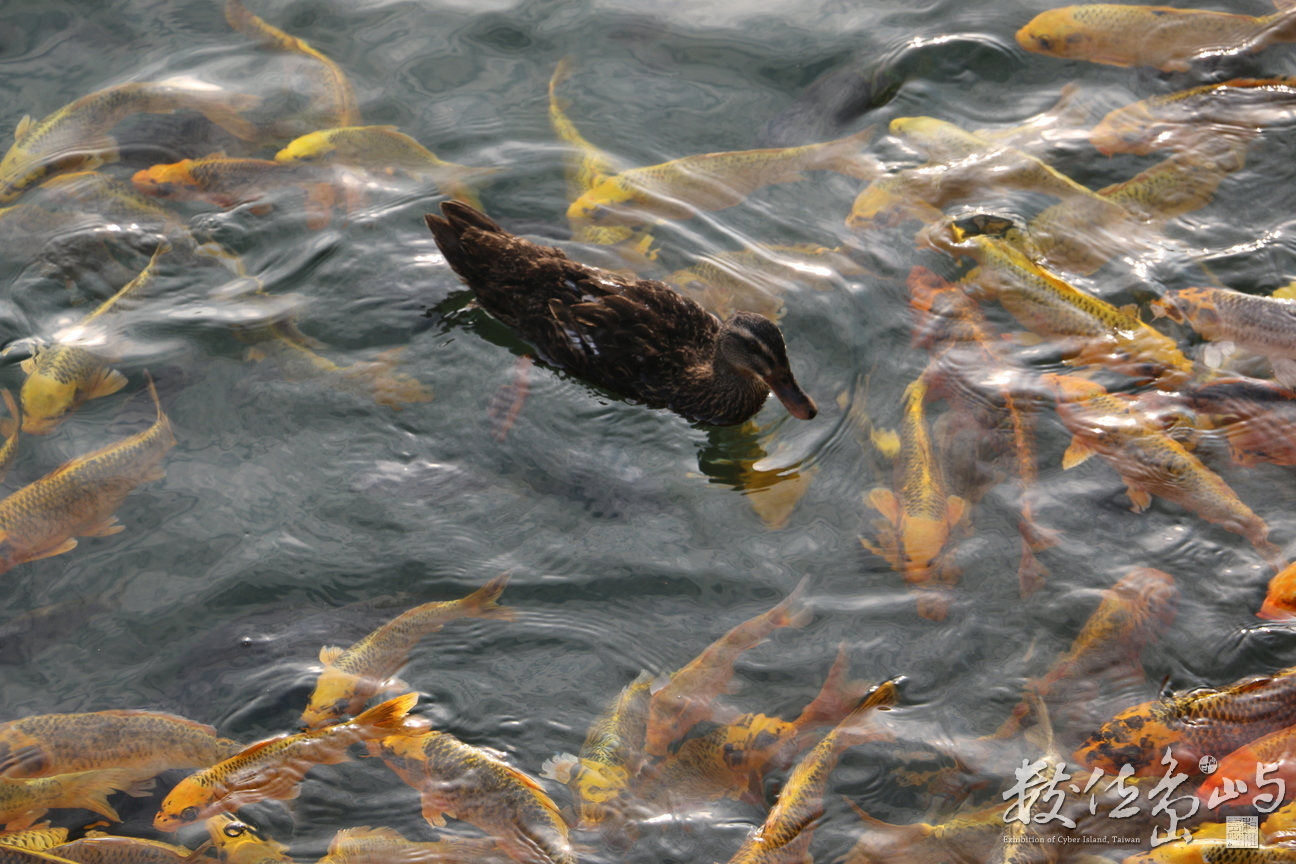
[764, 371, 818, 420]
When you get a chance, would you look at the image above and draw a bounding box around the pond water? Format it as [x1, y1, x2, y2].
[1, 0, 1296, 862]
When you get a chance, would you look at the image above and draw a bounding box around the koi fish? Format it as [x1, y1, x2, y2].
[300, 573, 514, 729]
[862, 374, 968, 620]
[0, 710, 241, 782]
[274, 126, 499, 212]
[908, 266, 1053, 596]
[844, 801, 1008, 864]
[1015, 5, 1296, 72]
[0, 376, 175, 574]
[1043, 374, 1279, 565]
[1198, 724, 1296, 811]
[540, 671, 652, 829]
[316, 825, 508, 864]
[644, 576, 812, 756]
[368, 730, 575, 864]
[994, 567, 1178, 739]
[1074, 664, 1296, 775]
[723, 681, 897, 864]
[1261, 561, 1296, 621]
[130, 157, 330, 225]
[1122, 822, 1229, 864]
[1176, 376, 1296, 468]
[923, 222, 1193, 388]
[225, 0, 360, 130]
[0, 848, 91, 864]
[46, 836, 196, 864]
[567, 127, 879, 226]
[0, 769, 136, 831]
[20, 246, 164, 435]
[1090, 78, 1296, 156]
[204, 815, 292, 864]
[0, 82, 259, 204]
[669, 244, 864, 321]
[154, 693, 419, 830]
[1153, 287, 1296, 388]
[0, 825, 65, 852]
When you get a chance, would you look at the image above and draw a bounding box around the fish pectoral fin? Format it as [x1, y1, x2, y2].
[18, 357, 35, 374]
[140, 464, 166, 483]
[26, 538, 78, 561]
[945, 496, 968, 527]
[82, 517, 124, 538]
[1118, 304, 1140, 321]
[420, 799, 447, 827]
[1273, 358, 1296, 390]
[1061, 438, 1096, 469]
[319, 645, 344, 664]
[89, 367, 128, 400]
[866, 487, 900, 524]
[13, 115, 31, 143]
[1125, 484, 1152, 513]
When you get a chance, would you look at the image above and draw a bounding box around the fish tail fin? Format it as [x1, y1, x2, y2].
[0, 388, 19, 439]
[792, 642, 872, 734]
[550, 57, 575, 99]
[814, 125, 881, 181]
[539, 752, 581, 784]
[831, 678, 899, 751]
[434, 165, 502, 212]
[1262, 7, 1296, 43]
[185, 90, 263, 142]
[1258, 595, 1295, 621]
[464, 571, 517, 621]
[59, 769, 137, 822]
[771, 574, 813, 629]
[142, 371, 170, 434]
[353, 692, 420, 737]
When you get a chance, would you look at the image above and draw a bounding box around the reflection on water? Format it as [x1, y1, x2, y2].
[0, 0, 1295, 861]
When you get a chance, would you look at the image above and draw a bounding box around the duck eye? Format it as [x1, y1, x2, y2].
[180, 806, 199, 822]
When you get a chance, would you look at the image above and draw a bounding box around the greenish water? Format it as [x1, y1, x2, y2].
[1, 0, 1296, 862]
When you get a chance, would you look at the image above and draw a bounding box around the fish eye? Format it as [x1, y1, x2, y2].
[180, 806, 199, 822]
[1035, 36, 1053, 50]
[223, 822, 250, 838]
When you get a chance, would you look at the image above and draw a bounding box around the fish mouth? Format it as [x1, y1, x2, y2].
[764, 371, 817, 420]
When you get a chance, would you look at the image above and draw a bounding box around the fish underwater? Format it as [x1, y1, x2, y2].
[153, 693, 420, 830]
[1197, 723, 1296, 812]
[368, 730, 575, 864]
[0, 81, 260, 204]
[19, 246, 164, 435]
[129, 156, 332, 227]
[1015, 4, 1296, 72]
[46, 835, 196, 864]
[0, 375, 175, 574]
[1153, 287, 1296, 388]
[1174, 375, 1296, 468]
[0, 824, 66, 852]
[204, 815, 292, 864]
[315, 825, 509, 864]
[0, 769, 137, 831]
[862, 373, 969, 620]
[644, 576, 811, 757]
[300, 572, 514, 729]
[1074, 663, 1296, 775]
[1260, 560, 1296, 621]
[1043, 374, 1279, 566]
[566, 127, 879, 226]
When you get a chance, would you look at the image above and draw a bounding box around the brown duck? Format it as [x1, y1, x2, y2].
[424, 201, 818, 426]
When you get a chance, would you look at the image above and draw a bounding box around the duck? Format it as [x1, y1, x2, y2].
[424, 201, 818, 427]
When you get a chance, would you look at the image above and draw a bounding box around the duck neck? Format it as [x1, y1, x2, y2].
[677, 348, 767, 426]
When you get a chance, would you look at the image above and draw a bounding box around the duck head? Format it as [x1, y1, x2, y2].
[717, 312, 817, 420]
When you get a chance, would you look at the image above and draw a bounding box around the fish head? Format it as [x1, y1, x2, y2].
[299, 668, 362, 730]
[1089, 104, 1160, 156]
[719, 714, 796, 770]
[1113, 567, 1180, 631]
[0, 147, 48, 204]
[566, 181, 641, 226]
[896, 516, 951, 584]
[573, 759, 630, 823]
[846, 182, 924, 231]
[1259, 562, 1296, 621]
[1072, 701, 1180, 776]
[131, 161, 201, 200]
[19, 372, 80, 435]
[1015, 8, 1094, 61]
[1151, 289, 1222, 337]
[718, 312, 817, 420]
[153, 796, 215, 832]
[206, 814, 289, 864]
[273, 132, 335, 166]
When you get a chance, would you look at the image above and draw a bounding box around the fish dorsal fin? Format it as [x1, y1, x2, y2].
[14, 115, 31, 143]
[235, 735, 287, 759]
[319, 645, 344, 665]
[372, 125, 400, 133]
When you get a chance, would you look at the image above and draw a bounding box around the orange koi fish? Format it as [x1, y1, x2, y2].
[0, 376, 175, 574]
[130, 157, 332, 226]
[644, 576, 811, 756]
[1260, 561, 1296, 621]
[723, 681, 897, 864]
[1074, 664, 1296, 775]
[0, 710, 242, 781]
[1015, 5, 1296, 72]
[1153, 287, 1296, 388]
[1090, 78, 1296, 156]
[862, 373, 968, 620]
[368, 730, 574, 864]
[1043, 374, 1279, 566]
[153, 693, 419, 830]
[1198, 724, 1296, 811]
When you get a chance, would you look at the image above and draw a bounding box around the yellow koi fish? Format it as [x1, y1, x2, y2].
[130, 157, 331, 225]
[0, 376, 175, 574]
[154, 693, 419, 830]
[644, 576, 811, 756]
[20, 246, 164, 435]
[316, 825, 507, 864]
[0, 825, 65, 852]
[0, 82, 259, 204]
[274, 126, 499, 212]
[1090, 78, 1296, 156]
[225, 0, 360, 130]
[567, 127, 878, 226]
[1015, 4, 1296, 72]
[922, 221, 1193, 388]
[46, 836, 195, 864]
[863, 374, 968, 621]
[723, 681, 897, 864]
[300, 573, 514, 729]
[1153, 287, 1296, 388]
[1043, 374, 1279, 566]
[204, 815, 291, 864]
[368, 730, 575, 864]
[540, 671, 652, 829]
[0, 769, 136, 831]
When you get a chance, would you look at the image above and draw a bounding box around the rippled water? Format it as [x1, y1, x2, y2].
[3, 0, 1296, 861]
